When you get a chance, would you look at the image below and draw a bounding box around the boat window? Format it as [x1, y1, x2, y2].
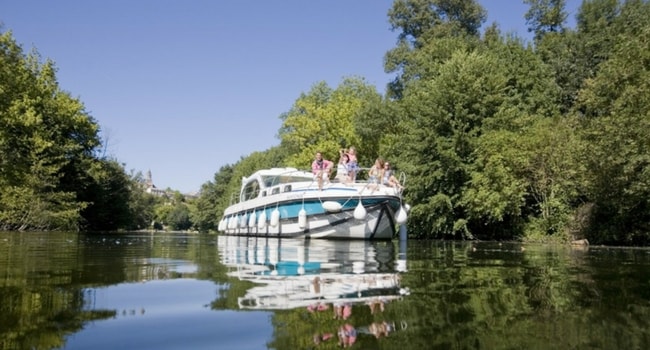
[283, 185, 292, 192]
[241, 180, 260, 201]
[271, 187, 280, 195]
[261, 174, 312, 188]
[277, 175, 314, 183]
[263, 176, 278, 187]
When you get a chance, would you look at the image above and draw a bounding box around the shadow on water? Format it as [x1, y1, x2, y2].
[2, 232, 650, 349]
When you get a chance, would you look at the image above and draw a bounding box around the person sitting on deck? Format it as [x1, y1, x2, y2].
[368, 157, 385, 191]
[336, 151, 350, 183]
[311, 151, 333, 190]
[382, 162, 403, 189]
[346, 146, 359, 182]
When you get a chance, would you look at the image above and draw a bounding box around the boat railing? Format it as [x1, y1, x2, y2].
[257, 166, 405, 185]
[334, 166, 406, 187]
[228, 167, 406, 206]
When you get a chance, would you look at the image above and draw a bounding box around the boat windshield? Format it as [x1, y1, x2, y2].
[261, 175, 312, 187]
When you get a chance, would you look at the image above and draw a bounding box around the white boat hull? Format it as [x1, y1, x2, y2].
[223, 201, 397, 239]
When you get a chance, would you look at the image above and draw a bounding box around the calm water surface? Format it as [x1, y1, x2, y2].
[1, 231, 650, 350]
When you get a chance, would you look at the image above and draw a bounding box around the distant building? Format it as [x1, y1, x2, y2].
[144, 170, 198, 199]
[145, 170, 167, 197]
[184, 191, 199, 199]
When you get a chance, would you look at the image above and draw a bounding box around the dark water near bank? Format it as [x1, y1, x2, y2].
[1, 231, 650, 350]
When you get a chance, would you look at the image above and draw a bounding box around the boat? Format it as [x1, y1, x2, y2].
[217, 167, 409, 240]
[217, 235, 409, 310]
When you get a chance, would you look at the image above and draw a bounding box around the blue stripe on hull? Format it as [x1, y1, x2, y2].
[224, 197, 400, 221]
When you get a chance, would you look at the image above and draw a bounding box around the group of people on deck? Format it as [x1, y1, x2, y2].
[311, 147, 403, 190]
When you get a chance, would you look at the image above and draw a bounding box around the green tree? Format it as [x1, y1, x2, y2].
[0, 31, 101, 231]
[353, 94, 400, 166]
[545, 0, 619, 114]
[125, 170, 158, 230]
[166, 203, 191, 231]
[392, 30, 563, 240]
[195, 164, 234, 232]
[576, 0, 650, 244]
[466, 115, 586, 241]
[524, 0, 568, 42]
[79, 158, 133, 231]
[192, 182, 220, 232]
[385, 0, 486, 98]
[204, 146, 288, 225]
[393, 50, 508, 238]
[574, 0, 619, 71]
[278, 78, 380, 169]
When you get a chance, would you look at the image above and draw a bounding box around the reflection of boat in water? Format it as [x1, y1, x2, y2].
[217, 235, 409, 310]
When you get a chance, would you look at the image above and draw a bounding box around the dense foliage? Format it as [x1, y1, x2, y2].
[0, 30, 168, 232]
[2, 0, 649, 245]
[199, 0, 650, 245]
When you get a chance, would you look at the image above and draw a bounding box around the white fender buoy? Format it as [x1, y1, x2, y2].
[228, 216, 236, 229]
[352, 261, 365, 274]
[298, 208, 307, 229]
[248, 211, 257, 228]
[239, 214, 247, 228]
[270, 208, 280, 227]
[322, 201, 342, 212]
[396, 206, 408, 224]
[396, 259, 407, 272]
[404, 203, 411, 213]
[218, 218, 226, 231]
[353, 201, 367, 220]
[257, 211, 267, 230]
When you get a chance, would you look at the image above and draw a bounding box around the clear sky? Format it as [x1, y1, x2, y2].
[0, 0, 581, 194]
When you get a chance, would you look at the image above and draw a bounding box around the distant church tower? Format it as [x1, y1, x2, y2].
[146, 170, 154, 188]
[144, 170, 165, 196]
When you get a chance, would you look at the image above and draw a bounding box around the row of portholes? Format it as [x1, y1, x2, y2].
[260, 185, 292, 198]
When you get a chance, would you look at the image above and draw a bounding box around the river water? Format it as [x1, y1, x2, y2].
[1, 231, 649, 349]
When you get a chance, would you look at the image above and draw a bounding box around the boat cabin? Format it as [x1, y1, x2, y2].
[240, 168, 314, 202]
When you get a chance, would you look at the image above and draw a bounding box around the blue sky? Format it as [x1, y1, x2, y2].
[1, 0, 581, 194]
